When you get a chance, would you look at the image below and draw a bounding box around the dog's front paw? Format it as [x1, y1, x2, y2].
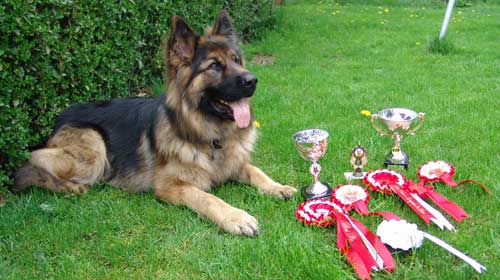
[64, 182, 89, 194]
[219, 208, 259, 237]
[267, 184, 297, 200]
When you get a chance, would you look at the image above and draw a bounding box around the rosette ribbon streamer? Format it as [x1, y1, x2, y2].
[364, 170, 455, 231]
[377, 220, 486, 273]
[296, 199, 395, 280]
[407, 180, 468, 222]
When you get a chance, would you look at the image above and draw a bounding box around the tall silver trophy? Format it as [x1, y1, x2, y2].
[293, 129, 332, 200]
[371, 108, 425, 169]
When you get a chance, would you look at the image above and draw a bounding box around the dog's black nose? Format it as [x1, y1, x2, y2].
[238, 73, 257, 88]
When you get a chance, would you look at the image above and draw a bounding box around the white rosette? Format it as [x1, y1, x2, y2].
[335, 184, 367, 205]
[376, 219, 486, 273]
[419, 161, 452, 180]
[376, 219, 424, 251]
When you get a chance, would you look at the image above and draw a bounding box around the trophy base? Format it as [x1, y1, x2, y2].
[301, 182, 332, 201]
[344, 172, 367, 180]
[383, 152, 409, 170]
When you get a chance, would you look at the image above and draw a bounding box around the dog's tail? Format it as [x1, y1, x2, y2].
[12, 162, 58, 192]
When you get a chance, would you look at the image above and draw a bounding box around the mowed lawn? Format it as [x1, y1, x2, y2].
[1, 1, 499, 279]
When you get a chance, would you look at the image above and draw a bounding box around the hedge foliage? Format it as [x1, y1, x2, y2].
[0, 0, 276, 189]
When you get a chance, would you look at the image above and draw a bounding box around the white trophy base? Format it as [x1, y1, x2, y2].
[344, 172, 367, 180]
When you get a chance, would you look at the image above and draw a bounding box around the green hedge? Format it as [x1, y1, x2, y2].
[0, 0, 275, 189]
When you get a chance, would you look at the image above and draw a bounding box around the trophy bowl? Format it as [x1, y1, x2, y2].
[293, 129, 332, 200]
[371, 108, 425, 169]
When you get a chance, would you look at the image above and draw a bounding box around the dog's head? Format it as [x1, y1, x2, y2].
[165, 11, 256, 129]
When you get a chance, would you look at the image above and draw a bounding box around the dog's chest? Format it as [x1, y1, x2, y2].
[161, 128, 257, 188]
[209, 138, 251, 170]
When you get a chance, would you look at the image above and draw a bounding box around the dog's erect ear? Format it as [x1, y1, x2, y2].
[213, 10, 238, 42]
[167, 16, 198, 63]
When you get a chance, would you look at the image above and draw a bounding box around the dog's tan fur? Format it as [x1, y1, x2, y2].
[14, 11, 296, 236]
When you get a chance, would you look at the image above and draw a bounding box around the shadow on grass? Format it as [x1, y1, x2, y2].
[428, 37, 457, 55]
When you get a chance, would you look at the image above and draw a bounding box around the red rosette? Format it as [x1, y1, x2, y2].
[364, 169, 407, 194]
[295, 198, 397, 279]
[364, 169, 442, 226]
[295, 199, 339, 227]
[418, 160, 457, 186]
[418, 160, 491, 193]
[332, 184, 370, 215]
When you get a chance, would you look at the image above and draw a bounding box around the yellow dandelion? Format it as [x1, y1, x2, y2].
[384, 8, 389, 13]
[361, 110, 371, 117]
[253, 120, 261, 128]
[416, 41, 421, 45]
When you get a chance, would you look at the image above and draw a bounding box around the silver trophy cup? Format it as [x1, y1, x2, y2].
[371, 108, 425, 169]
[293, 129, 332, 200]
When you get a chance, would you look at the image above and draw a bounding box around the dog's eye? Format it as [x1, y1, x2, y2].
[208, 61, 222, 71]
[232, 55, 241, 64]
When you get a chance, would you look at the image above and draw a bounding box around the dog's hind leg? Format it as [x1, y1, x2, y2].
[13, 126, 108, 194]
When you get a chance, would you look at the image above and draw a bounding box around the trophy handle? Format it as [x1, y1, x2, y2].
[371, 114, 389, 136]
[407, 112, 426, 135]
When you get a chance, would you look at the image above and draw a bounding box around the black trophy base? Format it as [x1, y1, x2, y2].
[301, 182, 332, 201]
[383, 152, 409, 170]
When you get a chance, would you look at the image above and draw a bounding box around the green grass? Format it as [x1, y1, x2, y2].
[1, 1, 500, 279]
[428, 37, 456, 55]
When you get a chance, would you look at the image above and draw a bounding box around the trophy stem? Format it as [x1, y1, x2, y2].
[384, 133, 408, 169]
[391, 134, 403, 158]
[353, 167, 363, 178]
[301, 161, 332, 200]
[310, 162, 321, 183]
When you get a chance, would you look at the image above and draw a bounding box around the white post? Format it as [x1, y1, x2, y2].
[439, 0, 456, 40]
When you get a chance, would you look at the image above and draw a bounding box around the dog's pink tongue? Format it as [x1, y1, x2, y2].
[228, 100, 251, 128]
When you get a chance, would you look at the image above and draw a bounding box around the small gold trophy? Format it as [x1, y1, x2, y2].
[344, 145, 368, 180]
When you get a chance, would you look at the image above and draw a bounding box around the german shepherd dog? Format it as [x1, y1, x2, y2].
[13, 11, 297, 237]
